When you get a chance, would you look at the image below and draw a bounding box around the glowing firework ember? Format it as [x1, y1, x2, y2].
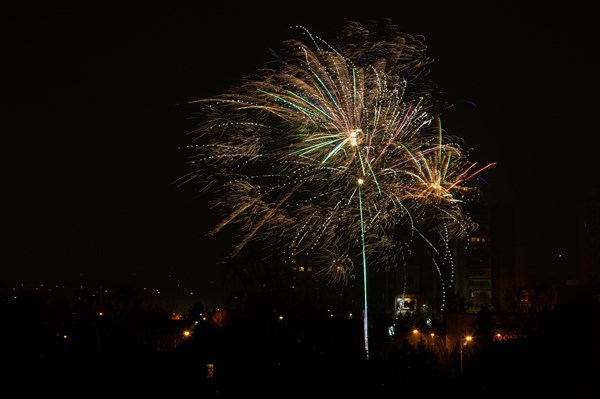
[179, 20, 495, 359]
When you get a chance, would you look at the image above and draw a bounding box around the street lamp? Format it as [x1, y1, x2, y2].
[460, 335, 473, 376]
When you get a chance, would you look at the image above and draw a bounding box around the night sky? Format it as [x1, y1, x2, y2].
[3, 1, 598, 307]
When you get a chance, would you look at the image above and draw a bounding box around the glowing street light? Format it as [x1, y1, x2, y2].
[460, 335, 473, 376]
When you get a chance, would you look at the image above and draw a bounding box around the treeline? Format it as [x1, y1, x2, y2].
[0, 285, 598, 397]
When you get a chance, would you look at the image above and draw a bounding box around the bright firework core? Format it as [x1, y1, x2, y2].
[349, 128, 361, 146]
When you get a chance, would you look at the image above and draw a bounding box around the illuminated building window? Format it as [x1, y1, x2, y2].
[470, 236, 488, 243]
[307, 267, 312, 272]
[291, 267, 297, 272]
[298, 266, 305, 272]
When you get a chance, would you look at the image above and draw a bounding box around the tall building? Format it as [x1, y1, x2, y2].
[577, 195, 600, 285]
[455, 206, 493, 312]
[453, 205, 516, 313]
[490, 207, 517, 310]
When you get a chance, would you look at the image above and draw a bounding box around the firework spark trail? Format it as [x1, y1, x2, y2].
[184, 20, 495, 358]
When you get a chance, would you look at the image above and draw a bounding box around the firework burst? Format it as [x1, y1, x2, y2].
[182, 21, 493, 275]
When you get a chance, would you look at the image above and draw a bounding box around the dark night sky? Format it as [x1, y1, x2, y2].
[2, 1, 598, 307]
